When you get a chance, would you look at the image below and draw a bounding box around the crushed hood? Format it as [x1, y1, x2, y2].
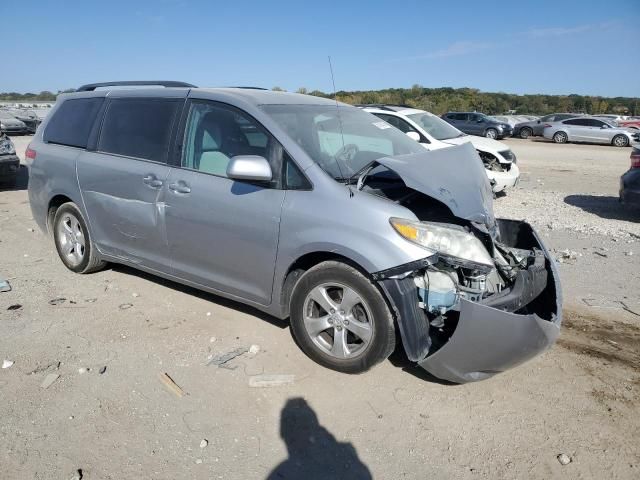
[376, 142, 496, 229]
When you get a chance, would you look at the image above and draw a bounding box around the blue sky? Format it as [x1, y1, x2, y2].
[2, 0, 639, 96]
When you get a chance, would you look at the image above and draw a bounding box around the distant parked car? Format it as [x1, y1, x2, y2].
[543, 117, 640, 147]
[442, 112, 512, 139]
[513, 113, 580, 139]
[618, 118, 640, 130]
[360, 105, 520, 193]
[0, 132, 19, 185]
[620, 146, 640, 207]
[5, 109, 41, 134]
[0, 111, 28, 135]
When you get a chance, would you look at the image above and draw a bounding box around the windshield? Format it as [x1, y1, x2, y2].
[0, 111, 16, 119]
[406, 112, 463, 140]
[261, 104, 425, 179]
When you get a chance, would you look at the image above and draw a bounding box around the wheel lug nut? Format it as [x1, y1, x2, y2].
[344, 320, 349, 325]
[330, 309, 335, 314]
[339, 310, 345, 315]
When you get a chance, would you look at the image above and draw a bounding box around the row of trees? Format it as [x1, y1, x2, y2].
[285, 85, 639, 116]
[2, 86, 638, 116]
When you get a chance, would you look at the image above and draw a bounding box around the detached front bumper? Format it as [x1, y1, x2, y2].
[378, 219, 562, 383]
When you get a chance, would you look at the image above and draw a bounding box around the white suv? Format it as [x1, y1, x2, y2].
[360, 105, 520, 193]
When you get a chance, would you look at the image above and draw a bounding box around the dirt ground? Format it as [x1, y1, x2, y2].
[1, 135, 639, 479]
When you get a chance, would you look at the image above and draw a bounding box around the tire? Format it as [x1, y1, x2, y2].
[553, 131, 568, 144]
[519, 127, 532, 139]
[485, 128, 498, 139]
[289, 261, 396, 374]
[53, 202, 106, 274]
[612, 135, 629, 147]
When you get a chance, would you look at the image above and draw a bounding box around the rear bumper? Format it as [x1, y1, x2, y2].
[620, 169, 640, 206]
[0, 154, 20, 179]
[379, 219, 562, 383]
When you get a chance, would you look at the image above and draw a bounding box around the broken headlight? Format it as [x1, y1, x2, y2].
[0, 136, 15, 155]
[390, 218, 493, 268]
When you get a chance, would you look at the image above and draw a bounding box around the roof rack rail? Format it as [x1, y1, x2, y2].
[76, 81, 197, 92]
[222, 86, 269, 90]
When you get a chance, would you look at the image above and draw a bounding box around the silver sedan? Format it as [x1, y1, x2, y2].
[543, 117, 639, 147]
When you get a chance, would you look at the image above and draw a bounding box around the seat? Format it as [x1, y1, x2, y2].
[197, 115, 231, 176]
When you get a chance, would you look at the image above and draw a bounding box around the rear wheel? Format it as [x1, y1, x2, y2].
[612, 134, 629, 147]
[485, 128, 498, 139]
[553, 131, 568, 144]
[519, 127, 532, 139]
[289, 261, 396, 374]
[53, 202, 106, 274]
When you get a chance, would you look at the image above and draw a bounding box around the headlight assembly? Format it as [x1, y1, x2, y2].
[390, 217, 494, 268]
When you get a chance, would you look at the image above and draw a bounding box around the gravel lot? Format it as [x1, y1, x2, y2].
[1, 135, 639, 479]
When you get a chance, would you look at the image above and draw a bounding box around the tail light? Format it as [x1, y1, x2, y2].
[543, 124, 552, 128]
[25, 145, 36, 166]
[631, 150, 640, 169]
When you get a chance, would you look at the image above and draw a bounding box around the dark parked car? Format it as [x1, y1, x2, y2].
[0, 132, 19, 185]
[513, 113, 581, 139]
[441, 112, 512, 139]
[620, 146, 640, 207]
[5, 109, 42, 134]
[0, 110, 28, 135]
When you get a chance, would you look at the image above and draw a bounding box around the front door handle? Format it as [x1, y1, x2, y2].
[168, 182, 191, 194]
[143, 174, 164, 188]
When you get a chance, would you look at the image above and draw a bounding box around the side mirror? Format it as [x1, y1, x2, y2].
[226, 155, 272, 182]
[536, 120, 541, 124]
[405, 131, 421, 142]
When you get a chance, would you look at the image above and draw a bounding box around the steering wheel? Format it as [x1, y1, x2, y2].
[334, 143, 360, 173]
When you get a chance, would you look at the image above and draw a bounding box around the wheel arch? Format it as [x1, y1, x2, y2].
[47, 194, 75, 235]
[279, 251, 377, 319]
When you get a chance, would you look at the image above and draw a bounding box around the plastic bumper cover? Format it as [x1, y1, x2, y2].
[0, 154, 20, 178]
[378, 219, 562, 384]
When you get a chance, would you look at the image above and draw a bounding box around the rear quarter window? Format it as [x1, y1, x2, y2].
[44, 98, 104, 148]
[98, 99, 181, 163]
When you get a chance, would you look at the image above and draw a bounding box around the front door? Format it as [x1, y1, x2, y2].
[77, 97, 183, 271]
[164, 99, 285, 305]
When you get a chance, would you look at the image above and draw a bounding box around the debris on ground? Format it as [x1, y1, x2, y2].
[594, 251, 608, 258]
[557, 453, 572, 466]
[195, 459, 203, 464]
[0, 277, 11, 292]
[119, 303, 133, 310]
[40, 373, 60, 389]
[78, 367, 90, 374]
[248, 344, 260, 356]
[85, 298, 97, 303]
[159, 372, 186, 398]
[99, 366, 107, 374]
[248, 374, 295, 388]
[200, 439, 208, 449]
[557, 249, 578, 263]
[207, 346, 249, 368]
[48, 297, 66, 306]
[69, 468, 83, 480]
[6, 304, 22, 311]
[625, 251, 633, 256]
[2, 359, 14, 369]
[28, 361, 60, 375]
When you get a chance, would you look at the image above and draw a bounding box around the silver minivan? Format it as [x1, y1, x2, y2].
[27, 81, 562, 383]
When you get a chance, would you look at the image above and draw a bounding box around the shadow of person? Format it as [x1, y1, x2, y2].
[267, 397, 372, 480]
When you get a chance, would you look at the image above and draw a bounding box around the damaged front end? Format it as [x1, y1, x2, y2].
[363, 144, 561, 383]
[376, 220, 561, 384]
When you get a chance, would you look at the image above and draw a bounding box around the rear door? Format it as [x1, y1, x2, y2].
[163, 99, 286, 304]
[77, 95, 184, 271]
[561, 118, 590, 142]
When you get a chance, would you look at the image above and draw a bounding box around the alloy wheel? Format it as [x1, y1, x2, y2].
[56, 213, 86, 267]
[303, 282, 373, 359]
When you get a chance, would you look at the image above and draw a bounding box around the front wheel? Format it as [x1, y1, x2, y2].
[485, 128, 498, 139]
[612, 134, 629, 147]
[553, 131, 568, 144]
[289, 261, 396, 374]
[53, 202, 106, 274]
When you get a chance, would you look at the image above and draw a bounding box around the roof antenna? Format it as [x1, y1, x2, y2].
[328, 56, 353, 197]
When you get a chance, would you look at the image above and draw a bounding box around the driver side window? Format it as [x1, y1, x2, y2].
[182, 101, 283, 186]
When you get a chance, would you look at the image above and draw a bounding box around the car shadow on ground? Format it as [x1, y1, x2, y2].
[267, 397, 372, 480]
[109, 264, 288, 330]
[564, 194, 640, 222]
[0, 165, 28, 192]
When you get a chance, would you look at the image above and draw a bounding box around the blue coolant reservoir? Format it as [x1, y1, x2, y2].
[415, 271, 458, 314]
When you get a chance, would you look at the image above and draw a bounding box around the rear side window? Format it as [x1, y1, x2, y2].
[564, 118, 589, 126]
[44, 98, 104, 148]
[98, 99, 181, 162]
